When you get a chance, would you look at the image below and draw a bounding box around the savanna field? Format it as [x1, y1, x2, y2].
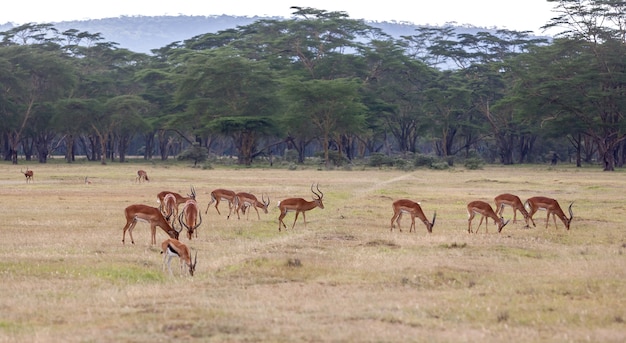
[0, 161, 624, 342]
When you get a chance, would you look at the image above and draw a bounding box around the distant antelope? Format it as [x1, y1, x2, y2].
[84, 176, 92, 185]
[277, 184, 324, 231]
[234, 192, 270, 220]
[21, 168, 34, 183]
[136, 170, 149, 183]
[390, 199, 436, 233]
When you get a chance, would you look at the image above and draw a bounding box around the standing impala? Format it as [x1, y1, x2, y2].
[467, 200, 510, 233]
[277, 184, 324, 232]
[161, 238, 197, 276]
[122, 204, 180, 245]
[235, 192, 270, 220]
[525, 196, 574, 230]
[494, 193, 535, 228]
[136, 170, 149, 183]
[21, 168, 34, 183]
[161, 193, 179, 225]
[390, 199, 436, 233]
[205, 188, 237, 218]
[178, 199, 202, 240]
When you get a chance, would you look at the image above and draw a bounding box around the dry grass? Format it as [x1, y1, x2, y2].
[0, 162, 624, 342]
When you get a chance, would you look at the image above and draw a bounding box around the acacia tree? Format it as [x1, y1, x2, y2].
[173, 47, 280, 166]
[534, 0, 626, 170]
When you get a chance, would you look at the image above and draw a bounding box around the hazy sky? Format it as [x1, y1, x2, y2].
[1, 1, 558, 35]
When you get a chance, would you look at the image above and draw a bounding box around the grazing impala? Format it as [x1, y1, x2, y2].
[525, 196, 574, 230]
[205, 188, 237, 218]
[390, 199, 436, 233]
[157, 188, 197, 212]
[160, 238, 197, 276]
[178, 199, 202, 240]
[136, 169, 149, 183]
[494, 193, 535, 228]
[277, 184, 324, 232]
[21, 168, 34, 183]
[467, 200, 510, 233]
[122, 204, 180, 245]
[235, 192, 270, 220]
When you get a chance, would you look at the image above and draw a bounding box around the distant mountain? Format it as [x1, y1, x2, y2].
[0, 15, 536, 54]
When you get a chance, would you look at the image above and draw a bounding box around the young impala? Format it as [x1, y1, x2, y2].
[160, 238, 197, 276]
[277, 184, 324, 232]
[21, 168, 34, 183]
[122, 204, 180, 245]
[234, 192, 270, 220]
[467, 200, 510, 233]
[390, 199, 436, 233]
[205, 188, 237, 218]
[525, 196, 574, 230]
[494, 193, 535, 228]
[136, 169, 149, 183]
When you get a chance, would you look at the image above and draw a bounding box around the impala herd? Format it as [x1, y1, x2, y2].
[122, 170, 574, 277]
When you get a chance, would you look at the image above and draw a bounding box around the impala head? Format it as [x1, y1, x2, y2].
[565, 202, 574, 230]
[261, 194, 270, 213]
[497, 217, 511, 233]
[188, 186, 197, 200]
[426, 212, 437, 233]
[311, 183, 324, 209]
[188, 251, 198, 276]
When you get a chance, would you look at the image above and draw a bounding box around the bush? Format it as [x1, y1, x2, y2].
[464, 157, 484, 170]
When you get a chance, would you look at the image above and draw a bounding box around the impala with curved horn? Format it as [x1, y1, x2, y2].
[277, 184, 324, 232]
[390, 199, 436, 233]
[156, 188, 197, 213]
[234, 192, 270, 220]
[178, 187, 202, 239]
[467, 200, 510, 233]
[525, 196, 574, 230]
[160, 238, 197, 276]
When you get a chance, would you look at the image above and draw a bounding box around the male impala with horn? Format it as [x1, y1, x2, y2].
[277, 184, 324, 232]
[390, 199, 436, 233]
[525, 196, 574, 230]
[178, 194, 202, 240]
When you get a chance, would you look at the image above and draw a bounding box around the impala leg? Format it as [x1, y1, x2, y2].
[292, 211, 301, 229]
[390, 212, 400, 232]
[545, 212, 551, 229]
[467, 212, 475, 233]
[150, 224, 157, 245]
[410, 214, 416, 233]
[278, 210, 287, 231]
[124, 219, 138, 245]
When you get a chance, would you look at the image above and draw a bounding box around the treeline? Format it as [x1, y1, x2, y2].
[1, 2, 625, 170]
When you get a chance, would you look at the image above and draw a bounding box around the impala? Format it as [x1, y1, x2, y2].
[205, 188, 237, 218]
[390, 199, 436, 233]
[235, 192, 270, 220]
[494, 193, 535, 228]
[160, 238, 197, 276]
[178, 199, 202, 240]
[161, 193, 179, 225]
[136, 169, 149, 183]
[467, 200, 510, 233]
[157, 187, 197, 212]
[277, 184, 324, 232]
[21, 168, 34, 183]
[525, 196, 574, 230]
[122, 204, 180, 245]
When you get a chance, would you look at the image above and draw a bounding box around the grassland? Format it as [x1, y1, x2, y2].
[0, 161, 624, 342]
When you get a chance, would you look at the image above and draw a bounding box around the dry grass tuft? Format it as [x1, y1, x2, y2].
[0, 163, 624, 342]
